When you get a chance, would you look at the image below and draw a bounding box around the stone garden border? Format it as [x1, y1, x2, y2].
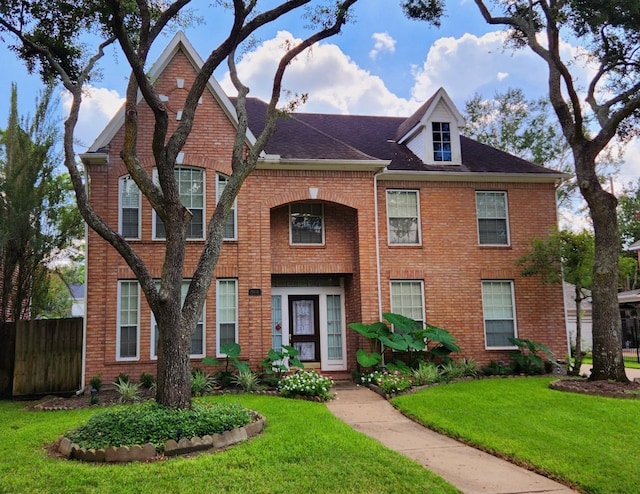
[57, 413, 265, 463]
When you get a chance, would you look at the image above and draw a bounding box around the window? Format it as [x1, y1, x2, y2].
[387, 190, 420, 245]
[290, 203, 324, 244]
[327, 294, 343, 360]
[390, 281, 425, 327]
[154, 167, 204, 239]
[271, 295, 282, 352]
[482, 280, 517, 348]
[476, 191, 509, 245]
[119, 176, 140, 239]
[117, 281, 139, 360]
[151, 281, 204, 359]
[217, 279, 238, 355]
[216, 174, 237, 240]
[432, 122, 452, 162]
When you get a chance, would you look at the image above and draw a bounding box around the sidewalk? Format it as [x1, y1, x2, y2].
[326, 383, 577, 494]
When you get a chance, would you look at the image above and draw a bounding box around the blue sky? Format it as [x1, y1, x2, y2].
[0, 0, 637, 193]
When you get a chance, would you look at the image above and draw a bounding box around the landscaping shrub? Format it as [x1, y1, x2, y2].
[481, 360, 511, 376]
[411, 361, 440, 386]
[139, 373, 155, 389]
[64, 401, 253, 451]
[89, 374, 102, 392]
[360, 370, 413, 395]
[279, 370, 333, 400]
[190, 368, 216, 396]
[231, 370, 263, 392]
[114, 379, 140, 403]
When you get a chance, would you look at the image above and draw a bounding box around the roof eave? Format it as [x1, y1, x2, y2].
[257, 157, 390, 172]
[79, 152, 109, 166]
[378, 169, 568, 184]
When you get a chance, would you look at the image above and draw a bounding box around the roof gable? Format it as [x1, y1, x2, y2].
[86, 31, 253, 153]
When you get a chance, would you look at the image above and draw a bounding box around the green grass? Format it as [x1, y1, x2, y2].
[393, 377, 640, 493]
[581, 356, 640, 370]
[0, 395, 457, 494]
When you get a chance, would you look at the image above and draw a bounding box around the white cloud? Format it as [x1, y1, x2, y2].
[497, 72, 509, 81]
[219, 31, 417, 116]
[61, 85, 124, 150]
[369, 32, 396, 60]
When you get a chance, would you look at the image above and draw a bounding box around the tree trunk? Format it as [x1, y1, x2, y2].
[155, 301, 192, 409]
[576, 155, 628, 382]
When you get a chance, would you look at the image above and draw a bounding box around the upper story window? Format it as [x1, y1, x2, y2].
[117, 280, 139, 361]
[432, 122, 452, 162]
[387, 190, 420, 245]
[482, 280, 517, 348]
[151, 280, 205, 359]
[154, 167, 204, 240]
[476, 191, 510, 246]
[217, 174, 237, 240]
[119, 176, 140, 239]
[290, 203, 324, 245]
[390, 280, 425, 328]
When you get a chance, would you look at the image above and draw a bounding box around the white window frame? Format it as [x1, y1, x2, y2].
[216, 173, 237, 241]
[476, 191, 510, 246]
[118, 175, 141, 240]
[152, 167, 205, 240]
[389, 280, 425, 328]
[386, 190, 421, 246]
[481, 280, 518, 349]
[289, 203, 325, 245]
[117, 280, 140, 361]
[216, 279, 238, 357]
[150, 280, 206, 360]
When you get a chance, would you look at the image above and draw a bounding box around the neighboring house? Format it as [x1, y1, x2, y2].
[618, 240, 640, 349]
[564, 281, 592, 351]
[69, 283, 85, 318]
[79, 32, 568, 386]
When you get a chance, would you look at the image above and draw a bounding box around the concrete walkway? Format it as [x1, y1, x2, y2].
[326, 383, 577, 494]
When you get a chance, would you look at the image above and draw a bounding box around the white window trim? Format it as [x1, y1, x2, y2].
[216, 278, 238, 357]
[118, 175, 141, 240]
[476, 191, 511, 247]
[389, 280, 426, 327]
[216, 173, 237, 241]
[424, 120, 462, 166]
[116, 280, 140, 361]
[152, 167, 206, 241]
[289, 203, 325, 246]
[386, 189, 422, 246]
[481, 280, 518, 350]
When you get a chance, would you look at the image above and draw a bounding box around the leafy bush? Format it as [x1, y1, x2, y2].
[457, 357, 479, 377]
[139, 373, 155, 389]
[191, 368, 216, 396]
[439, 361, 466, 382]
[202, 342, 249, 375]
[89, 374, 102, 392]
[361, 370, 413, 394]
[64, 401, 253, 451]
[411, 361, 440, 386]
[115, 372, 130, 384]
[114, 379, 140, 403]
[231, 370, 264, 392]
[509, 337, 559, 375]
[261, 345, 304, 379]
[279, 370, 333, 401]
[481, 360, 511, 376]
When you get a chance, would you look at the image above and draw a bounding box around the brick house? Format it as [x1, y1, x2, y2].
[79, 32, 568, 386]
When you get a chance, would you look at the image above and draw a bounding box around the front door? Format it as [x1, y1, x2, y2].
[289, 295, 320, 362]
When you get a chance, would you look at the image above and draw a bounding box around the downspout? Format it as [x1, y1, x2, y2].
[556, 178, 572, 367]
[79, 176, 89, 394]
[373, 168, 384, 320]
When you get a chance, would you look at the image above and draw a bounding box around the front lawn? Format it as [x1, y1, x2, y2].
[393, 377, 640, 493]
[0, 395, 457, 494]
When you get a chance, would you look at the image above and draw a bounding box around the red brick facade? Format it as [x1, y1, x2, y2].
[81, 36, 567, 386]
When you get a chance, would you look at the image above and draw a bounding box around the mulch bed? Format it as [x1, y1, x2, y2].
[549, 377, 640, 399]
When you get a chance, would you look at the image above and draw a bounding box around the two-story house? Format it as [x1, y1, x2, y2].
[79, 32, 568, 386]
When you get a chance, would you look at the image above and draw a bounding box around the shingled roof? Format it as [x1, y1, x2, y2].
[242, 97, 562, 177]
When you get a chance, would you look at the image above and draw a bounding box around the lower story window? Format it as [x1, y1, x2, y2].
[390, 280, 425, 327]
[217, 279, 238, 355]
[151, 280, 205, 359]
[118, 281, 139, 360]
[482, 280, 517, 348]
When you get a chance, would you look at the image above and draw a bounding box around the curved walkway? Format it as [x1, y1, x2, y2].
[326, 382, 577, 494]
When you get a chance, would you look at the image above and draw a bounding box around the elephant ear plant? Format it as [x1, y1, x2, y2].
[349, 313, 460, 370]
[203, 343, 249, 388]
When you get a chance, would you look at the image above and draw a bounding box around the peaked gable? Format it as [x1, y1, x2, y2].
[85, 31, 254, 154]
[395, 87, 465, 166]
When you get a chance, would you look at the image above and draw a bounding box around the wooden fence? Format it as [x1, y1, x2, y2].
[0, 318, 82, 397]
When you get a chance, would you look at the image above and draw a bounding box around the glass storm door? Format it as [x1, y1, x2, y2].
[289, 295, 320, 362]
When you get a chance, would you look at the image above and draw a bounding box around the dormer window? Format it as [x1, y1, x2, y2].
[432, 122, 452, 162]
